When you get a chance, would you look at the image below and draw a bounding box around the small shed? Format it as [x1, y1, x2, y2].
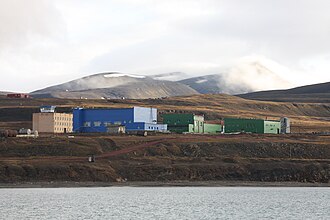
[7, 93, 30, 98]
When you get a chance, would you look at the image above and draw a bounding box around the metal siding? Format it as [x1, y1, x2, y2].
[203, 123, 222, 133]
[264, 121, 281, 134]
[168, 125, 189, 133]
[73, 107, 165, 133]
[193, 115, 205, 122]
[144, 123, 167, 132]
[133, 107, 157, 124]
[73, 108, 134, 133]
[125, 122, 145, 130]
[280, 117, 290, 134]
[164, 114, 207, 133]
[73, 108, 83, 132]
[188, 124, 194, 133]
[224, 118, 264, 134]
[163, 114, 194, 126]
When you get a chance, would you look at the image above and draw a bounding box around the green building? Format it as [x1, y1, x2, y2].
[264, 120, 281, 134]
[163, 113, 204, 133]
[163, 113, 222, 134]
[224, 118, 282, 134]
[224, 118, 264, 134]
[204, 123, 222, 133]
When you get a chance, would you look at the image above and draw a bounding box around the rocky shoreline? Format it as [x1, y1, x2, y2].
[1, 180, 329, 188]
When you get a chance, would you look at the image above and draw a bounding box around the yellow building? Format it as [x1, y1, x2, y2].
[33, 112, 73, 133]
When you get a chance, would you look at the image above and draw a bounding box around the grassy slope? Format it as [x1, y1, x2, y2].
[0, 94, 329, 183]
[0, 134, 329, 183]
[0, 94, 329, 132]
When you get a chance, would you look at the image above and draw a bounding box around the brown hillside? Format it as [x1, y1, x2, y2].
[0, 134, 329, 183]
[0, 94, 329, 133]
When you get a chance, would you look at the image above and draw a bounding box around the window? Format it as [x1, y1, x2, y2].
[94, 121, 101, 127]
[104, 122, 112, 126]
[84, 122, 91, 127]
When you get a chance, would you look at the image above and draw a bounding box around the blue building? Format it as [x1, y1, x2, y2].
[73, 107, 167, 133]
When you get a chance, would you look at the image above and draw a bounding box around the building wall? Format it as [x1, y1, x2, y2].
[193, 115, 204, 122]
[73, 108, 135, 133]
[33, 113, 73, 133]
[144, 123, 167, 132]
[264, 120, 281, 134]
[203, 123, 222, 134]
[125, 122, 145, 131]
[163, 113, 205, 133]
[54, 113, 73, 133]
[163, 113, 194, 126]
[107, 125, 125, 134]
[188, 124, 194, 133]
[7, 93, 30, 98]
[73, 107, 166, 133]
[195, 115, 204, 133]
[123, 122, 167, 132]
[280, 117, 290, 134]
[33, 113, 54, 133]
[224, 118, 264, 134]
[188, 121, 204, 133]
[134, 107, 157, 124]
[169, 125, 190, 133]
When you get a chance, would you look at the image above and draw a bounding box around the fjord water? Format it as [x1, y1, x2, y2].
[0, 187, 329, 219]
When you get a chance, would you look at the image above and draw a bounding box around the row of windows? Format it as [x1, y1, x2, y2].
[55, 117, 71, 121]
[265, 124, 277, 127]
[148, 126, 159, 130]
[55, 127, 71, 132]
[83, 121, 133, 127]
[55, 122, 71, 126]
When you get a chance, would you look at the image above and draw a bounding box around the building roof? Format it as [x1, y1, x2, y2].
[74, 106, 156, 111]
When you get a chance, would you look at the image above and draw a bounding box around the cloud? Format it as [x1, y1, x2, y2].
[0, 0, 64, 48]
[0, 0, 330, 92]
[0, 0, 70, 92]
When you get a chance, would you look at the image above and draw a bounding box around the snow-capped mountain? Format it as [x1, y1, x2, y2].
[179, 56, 293, 95]
[31, 72, 198, 99]
[30, 56, 302, 99]
[149, 72, 191, 81]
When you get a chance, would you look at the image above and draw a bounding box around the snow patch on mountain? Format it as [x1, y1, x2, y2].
[196, 79, 207, 84]
[103, 73, 145, 78]
[150, 72, 190, 81]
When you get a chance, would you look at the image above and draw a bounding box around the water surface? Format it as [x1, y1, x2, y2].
[0, 187, 329, 219]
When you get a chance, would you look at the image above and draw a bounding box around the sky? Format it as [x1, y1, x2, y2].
[1, 0, 330, 92]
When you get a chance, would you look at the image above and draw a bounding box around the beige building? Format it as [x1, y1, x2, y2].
[33, 113, 73, 133]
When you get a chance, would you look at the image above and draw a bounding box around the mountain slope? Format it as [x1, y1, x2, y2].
[150, 72, 190, 81]
[0, 91, 12, 95]
[179, 58, 292, 95]
[238, 82, 330, 103]
[31, 72, 199, 99]
[179, 74, 252, 94]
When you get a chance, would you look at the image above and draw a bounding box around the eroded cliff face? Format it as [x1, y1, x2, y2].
[0, 135, 329, 183]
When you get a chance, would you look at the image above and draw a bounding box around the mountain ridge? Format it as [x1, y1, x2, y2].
[238, 81, 330, 103]
[31, 72, 198, 99]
